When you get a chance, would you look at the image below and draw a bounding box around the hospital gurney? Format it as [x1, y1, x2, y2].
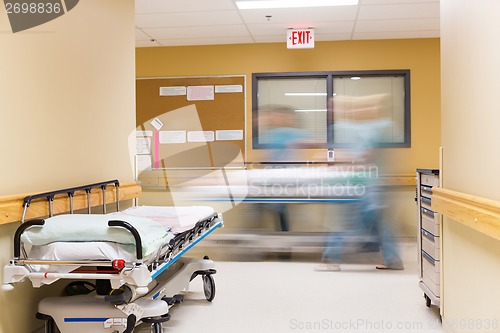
[168, 164, 375, 203]
[166, 165, 380, 254]
[2, 180, 223, 333]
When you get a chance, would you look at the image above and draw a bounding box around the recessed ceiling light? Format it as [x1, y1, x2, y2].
[236, 0, 358, 10]
[351, 76, 361, 80]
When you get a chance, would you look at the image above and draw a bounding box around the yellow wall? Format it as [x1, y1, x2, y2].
[440, 0, 500, 331]
[136, 38, 441, 175]
[0, 1, 135, 332]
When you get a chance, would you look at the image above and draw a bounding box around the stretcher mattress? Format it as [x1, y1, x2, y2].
[23, 206, 216, 264]
[116, 205, 215, 233]
[29, 241, 148, 263]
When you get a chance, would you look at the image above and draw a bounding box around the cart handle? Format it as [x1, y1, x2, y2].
[108, 220, 143, 261]
[14, 219, 45, 258]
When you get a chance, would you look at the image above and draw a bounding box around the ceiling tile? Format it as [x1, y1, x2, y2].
[361, 0, 438, 4]
[314, 33, 354, 41]
[143, 25, 250, 40]
[135, 0, 236, 14]
[358, 3, 439, 20]
[156, 36, 254, 47]
[136, 39, 162, 48]
[245, 21, 355, 37]
[135, 0, 441, 47]
[355, 18, 440, 32]
[136, 11, 243, 28]
[237, 6, 359, 24]
[354, 30, 440, 40]
[135, 28, 151, 40]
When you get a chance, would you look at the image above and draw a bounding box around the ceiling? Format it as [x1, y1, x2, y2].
[135, 0, 439, 48]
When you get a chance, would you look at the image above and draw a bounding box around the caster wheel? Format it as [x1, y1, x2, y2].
[152, 322, 162, 333]
[424, 294, 431, 307]
[203, 274, 216, 302]
[36, 313, 58, 333]
[143, 313, 170, 333]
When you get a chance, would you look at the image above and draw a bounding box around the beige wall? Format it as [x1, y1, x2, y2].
[0, 1, 136, 196]
[440, 0, 500, 331]
[0, 1, 135, 332]
[136, 38, 441, 175]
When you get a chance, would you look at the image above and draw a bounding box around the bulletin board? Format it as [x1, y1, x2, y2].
[135, 76, 246, 171]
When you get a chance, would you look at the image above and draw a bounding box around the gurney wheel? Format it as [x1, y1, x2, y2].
[151, 322, 162, 333]
[424, 294, 431, 307]
[36, 313, 58, 333]
[143, 313, 170, 333]
[203, 274, 215, 302]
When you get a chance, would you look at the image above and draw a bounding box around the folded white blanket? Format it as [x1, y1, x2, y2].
[116, 205, 215, 233]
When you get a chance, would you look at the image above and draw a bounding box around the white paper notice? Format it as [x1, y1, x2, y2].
[160, 86, 187, 96]
[215, 85, 243, 93]
[151, 118, 164, 131]
[159, 131, 186, 144]
[136, 130, 153, 137]
[187, 131, 215, 142]
[216, 130, 243, 141]
[187, 86, 214, 101]
[136, 155, 152, 173]
[136, 138, 151, 154]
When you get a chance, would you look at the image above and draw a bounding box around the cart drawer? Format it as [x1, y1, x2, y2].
[421, 174, 439, 187]
[420, 185, 433, 197]
[422, 273, 440, 297]
[422, 251, 440, 282]
[422, 214, 440, 236]
[420, 196, 432, 211]
[421, 206, 436, 219]
[422, 230, 440, 260]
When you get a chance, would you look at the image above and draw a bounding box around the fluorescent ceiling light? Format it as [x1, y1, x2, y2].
[285, 92, 327, 96]
[236, 0, 358, 10]
[350, 76, 361, 80]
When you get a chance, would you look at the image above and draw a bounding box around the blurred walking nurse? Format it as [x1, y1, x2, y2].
[316, 94, 404, 271]
[258, 105, 311, 232]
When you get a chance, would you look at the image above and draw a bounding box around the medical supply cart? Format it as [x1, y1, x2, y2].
[416, 169, 440, 309]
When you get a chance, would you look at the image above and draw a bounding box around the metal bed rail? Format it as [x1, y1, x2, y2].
[21, 179, 120, 223]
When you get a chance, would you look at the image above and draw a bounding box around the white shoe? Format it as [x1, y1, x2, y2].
[314, 263, 341, 272]
[375, 263, 404, 270]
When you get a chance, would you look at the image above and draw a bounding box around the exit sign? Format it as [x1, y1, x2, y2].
[287, 29, 315, 49]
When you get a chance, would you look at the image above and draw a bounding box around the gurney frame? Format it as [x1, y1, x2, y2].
[2, 180, 223, 333]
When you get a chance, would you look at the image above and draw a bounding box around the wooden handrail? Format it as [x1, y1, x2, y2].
[432, 187, 500, 241]
[379, 174, 416, 186]
[0, 182, 142, 225]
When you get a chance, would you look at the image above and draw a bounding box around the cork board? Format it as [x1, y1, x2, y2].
[135, 76, 246, 169]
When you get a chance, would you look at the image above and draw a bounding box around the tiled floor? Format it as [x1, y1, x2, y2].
[136, 239, 443, 333]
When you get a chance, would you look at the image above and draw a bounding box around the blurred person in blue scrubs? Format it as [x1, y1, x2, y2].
[261, 105, 311, 162]
[258, 105, 311, 232]
[315, 95, 404, 271]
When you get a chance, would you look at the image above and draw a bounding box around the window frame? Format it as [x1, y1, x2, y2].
[252, 70, 411, 149]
